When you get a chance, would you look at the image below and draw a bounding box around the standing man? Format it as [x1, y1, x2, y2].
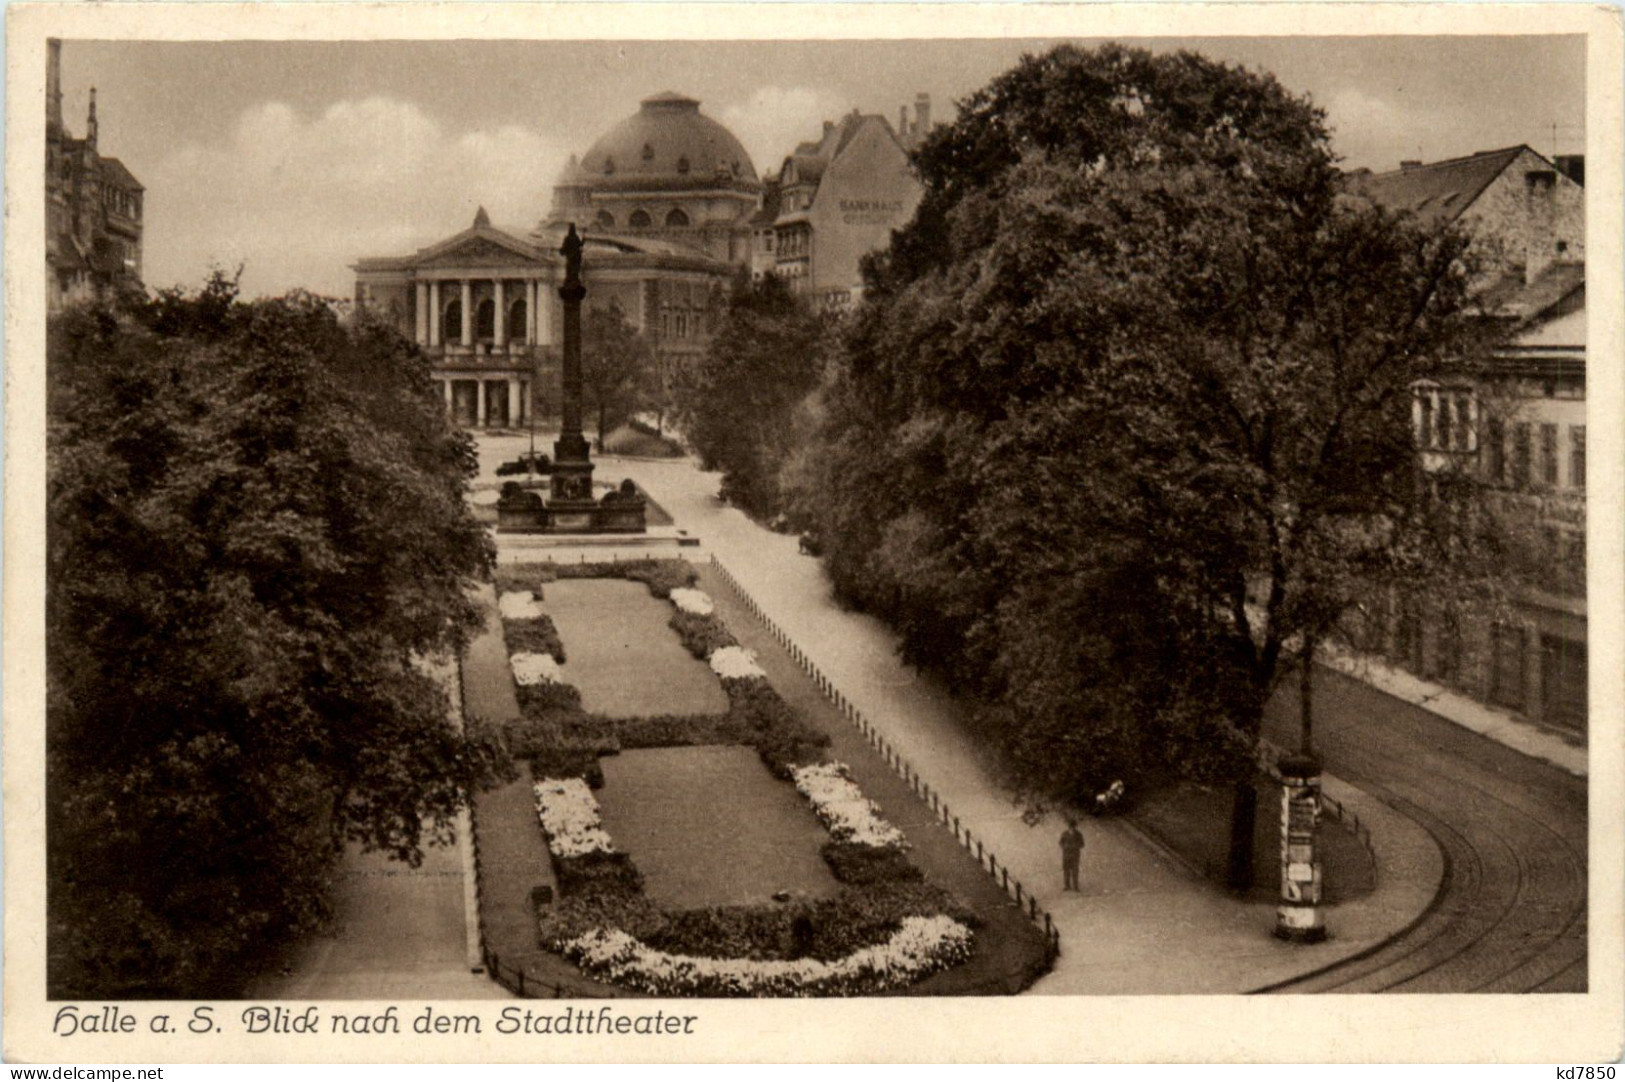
[1060, 818, 1085, 891]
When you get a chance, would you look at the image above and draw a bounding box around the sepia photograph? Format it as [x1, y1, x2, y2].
[4, 2, 1621, 1065]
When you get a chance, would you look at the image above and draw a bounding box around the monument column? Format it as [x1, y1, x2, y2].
[415, 282, 428, 344]
[551, 224, 595, 505]
[460, 279, 473, 347]
[494, 279, 506, 347]
[428, 280, 441, 346]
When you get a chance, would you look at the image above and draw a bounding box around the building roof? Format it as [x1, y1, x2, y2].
[1349, 145, 1529, 228]
[98, 156, 144, 192]
[570, 92, 760, 196]
[1480, 260, 1586, 323]
[781, 111, 900, 192]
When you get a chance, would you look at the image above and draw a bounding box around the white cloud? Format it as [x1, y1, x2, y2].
[142, 97, 570, 298]
[718, 85, 850, 180]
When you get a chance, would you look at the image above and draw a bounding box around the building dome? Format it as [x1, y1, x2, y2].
[575, 92, 760, 194]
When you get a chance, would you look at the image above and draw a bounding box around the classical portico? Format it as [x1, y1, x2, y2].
[353, 206, 734, 431]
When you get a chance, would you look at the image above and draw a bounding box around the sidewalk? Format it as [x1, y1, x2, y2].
[1321, 649, 1587, 777]
[245, 652, 506, 999]
[700, 546, 1443, 994]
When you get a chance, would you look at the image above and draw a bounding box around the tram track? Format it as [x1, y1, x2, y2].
[1256, 668, 1586, 994]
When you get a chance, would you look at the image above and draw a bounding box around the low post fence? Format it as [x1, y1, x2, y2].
[708, 554, 1062, 960]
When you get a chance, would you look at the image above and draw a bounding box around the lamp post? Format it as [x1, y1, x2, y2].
[1275, 635, 1326, 942]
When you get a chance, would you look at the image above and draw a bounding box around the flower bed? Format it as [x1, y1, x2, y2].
[561, 915, 973, 997]
[494, 559, 983, 996]
[793, 762, 908, 849]
[533, 777, 616, 857]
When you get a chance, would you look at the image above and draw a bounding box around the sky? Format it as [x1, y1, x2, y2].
[58, 36, 1587, 299]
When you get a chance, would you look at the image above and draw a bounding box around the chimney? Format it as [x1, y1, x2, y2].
[1555, 154, 1585, 186]
[47, 38, 63, 137]
[915, 93, 931, 135]
[1400, 159, 1423, 171]
[86, 87, 98, 150]
[823, 120, 834, 135]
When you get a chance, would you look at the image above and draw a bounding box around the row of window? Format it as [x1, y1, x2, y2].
[594, 208, 691, 230]
[1483, 420, 1585, 490]
[440, 297, 529, 341]
[102, 185, 141, 220]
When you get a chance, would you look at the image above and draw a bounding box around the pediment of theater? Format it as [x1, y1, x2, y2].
[414, 230, 548, 269]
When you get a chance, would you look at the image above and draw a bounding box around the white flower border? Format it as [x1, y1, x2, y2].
[533, 777, 616, 858]
[499, 590, 546, 620]
[669, 587, 715, 616]
[709, 644, 765, 680]
[792, 762, 908, 849]
[511, 651, 562, 686]
[562, 915, 972, 997]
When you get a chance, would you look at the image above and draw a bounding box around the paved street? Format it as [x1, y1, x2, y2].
[480, 436, 1448, 994]
[1259, 668, 1588, 992]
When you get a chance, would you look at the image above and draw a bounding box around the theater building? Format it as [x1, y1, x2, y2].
[546, 91, 761, 265]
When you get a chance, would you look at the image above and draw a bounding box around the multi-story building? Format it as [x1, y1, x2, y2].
[752, 97, 929, 308]
[46, 38, 144, 313]
[352, 207, 731, 428]
[1354, 147, 1588, 737]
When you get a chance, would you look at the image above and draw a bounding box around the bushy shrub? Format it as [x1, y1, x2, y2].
[505, 616, 566, 664]
[821, 842, 923, 885]
[550, 559, 697, 598]
[515, 681, 584, 719]
[614, 713, 751, 749]
[554, 850, 645, 898]
[722, 677, 830, 776]
[668, 610, 737, 660]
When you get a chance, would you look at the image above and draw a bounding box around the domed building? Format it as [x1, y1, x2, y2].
[547, 92, 761, 264]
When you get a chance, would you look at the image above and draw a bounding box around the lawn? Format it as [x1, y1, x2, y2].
[1128, 775, 1376, 904]
[597, 745, 840, 909]
[543, 579, 728, 717]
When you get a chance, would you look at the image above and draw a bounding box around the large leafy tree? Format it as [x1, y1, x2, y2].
[805, 44, 1506, 886]
[47, 277, 504, 995]
[675, 272, 831, 518]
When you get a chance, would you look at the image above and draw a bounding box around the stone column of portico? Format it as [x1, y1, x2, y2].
[415, 282, 428, 345]
[460, 280, 473, 347]
[476, 379, 487, 427]
[493, 279, 506, 348]
[507, 377, 520, 427]
[443, 379, 452, 413]
[527, 281, 538, 344]
[428, 280, 441, 346]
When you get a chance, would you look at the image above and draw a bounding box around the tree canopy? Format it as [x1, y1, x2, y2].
[580, 301, 657, 450]
[47, 276, 505, 995]
[801, 45, 1508, 864]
